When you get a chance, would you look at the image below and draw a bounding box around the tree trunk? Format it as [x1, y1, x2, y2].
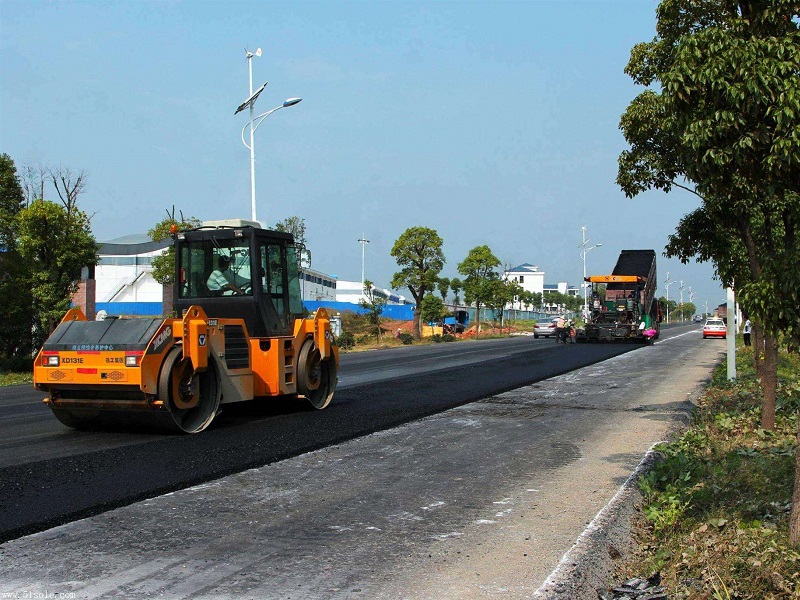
[413, 308, 421, 339]
[476, 304, 482, 337]
[791, 416, 800, 545]
[753, 322, 763, 378]
[760, 334, 778, 430]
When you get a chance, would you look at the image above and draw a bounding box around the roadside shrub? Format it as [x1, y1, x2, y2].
[442, 334, 456, 342]
[356, 334, 373, 345]
[399, 332, 414, 345]
[431, 334, 442, 343]
[337, 331, 355, 350]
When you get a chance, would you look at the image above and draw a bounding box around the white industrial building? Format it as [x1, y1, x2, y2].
[503, 263, 546, 297]
[95, 234, 168, 308]
[335, 280, 411, 306]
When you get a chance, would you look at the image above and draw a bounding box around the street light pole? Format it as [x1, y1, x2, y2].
[236, 47, 302, 224]
[579, 226, 601, 321]
[246, 48, 260, 223]
[679, 281, 685, 321]
[358, 235, 370, 289]
[665, 273, 674, 323]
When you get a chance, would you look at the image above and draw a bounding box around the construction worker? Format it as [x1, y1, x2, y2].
[555, 315, 566, 343]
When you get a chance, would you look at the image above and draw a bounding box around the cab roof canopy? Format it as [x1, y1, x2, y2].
[201, 219, 261, 229]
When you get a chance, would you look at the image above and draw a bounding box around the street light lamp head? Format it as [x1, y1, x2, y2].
[283, 98, 302, 107]
[246, 47, 262, 59]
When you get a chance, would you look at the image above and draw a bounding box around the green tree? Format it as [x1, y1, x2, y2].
[148, 207, 202, 285]
[457, 245, 501, 337]
[358, 279, 386, 344]
[390, 226, 445, 339]
[17, 199, 97, 346]
[485, 278, 517, 330]
[673, 302, 697, 322]
[0, 154, 34, 369]
[618, 0, 800, 433]
[436, 276, 450, 304]
[420, 294, 448, 326]
[618, 0, 800, 544]
[450, 277, 463, 311]
[274, 216, 310, 268]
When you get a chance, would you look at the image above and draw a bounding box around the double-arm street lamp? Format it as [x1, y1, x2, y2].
[235, 47, 302, 224]
[665, 273, 675, 323]
[579, 226, 601, 320]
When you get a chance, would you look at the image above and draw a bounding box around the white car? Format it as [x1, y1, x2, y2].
[702, 318, 727, 339]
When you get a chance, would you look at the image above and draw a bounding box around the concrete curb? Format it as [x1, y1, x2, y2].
[532, 445, 665, 599]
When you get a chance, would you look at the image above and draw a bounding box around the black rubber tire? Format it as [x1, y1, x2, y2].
[297, 338, 336, 410]
[157, 346, 220, 433]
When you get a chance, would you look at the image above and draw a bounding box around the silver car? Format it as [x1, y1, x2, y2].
[534, 317, 560, 338]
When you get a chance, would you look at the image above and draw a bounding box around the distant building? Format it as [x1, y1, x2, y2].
[93, 234, 169, 316]
[503, 263, 545, 296]
[299, 268, 337, 302]
[543, 282, 580, 297]
[335, 280, 411, 306]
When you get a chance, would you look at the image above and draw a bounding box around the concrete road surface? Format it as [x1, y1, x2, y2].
[1, 327, 722, 599]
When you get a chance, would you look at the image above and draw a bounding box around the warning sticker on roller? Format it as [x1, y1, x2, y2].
[198, 334, 206, 346]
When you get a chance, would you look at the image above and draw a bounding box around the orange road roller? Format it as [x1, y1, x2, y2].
[33, 220, 339, 433]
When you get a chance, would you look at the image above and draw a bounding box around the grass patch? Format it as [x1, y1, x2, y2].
[623, 344, 800, 598]
[0, 371, 33, 386]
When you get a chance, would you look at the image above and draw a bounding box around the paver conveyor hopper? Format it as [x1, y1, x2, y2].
[33, 220, 338, 433]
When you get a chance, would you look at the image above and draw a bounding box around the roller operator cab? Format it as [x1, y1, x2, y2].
[33, 220, 339, 433]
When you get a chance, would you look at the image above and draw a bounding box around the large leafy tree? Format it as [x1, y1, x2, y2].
[0, 154, 34, 369]
[618, 0, 800, 543]
[457, 245, 501, 337]
[390, 226, 445, 338]
[17, 199, 97, 345]
[619, 0, 799, 425]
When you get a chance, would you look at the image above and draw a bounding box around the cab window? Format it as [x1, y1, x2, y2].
[179, 239, 252, 298]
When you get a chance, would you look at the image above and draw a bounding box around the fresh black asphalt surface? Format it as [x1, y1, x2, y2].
[0, 333, 680, 543]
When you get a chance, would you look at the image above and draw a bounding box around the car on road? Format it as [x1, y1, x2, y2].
[702, 318, 727, 339]
[693, 314, 703, 323]
[534, 317, 560, 338]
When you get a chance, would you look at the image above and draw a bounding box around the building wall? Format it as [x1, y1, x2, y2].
[300, 268, 337, 302]
[504, 269, 545, 297]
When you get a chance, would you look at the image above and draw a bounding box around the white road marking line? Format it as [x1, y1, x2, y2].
[654, 329, 698, 345]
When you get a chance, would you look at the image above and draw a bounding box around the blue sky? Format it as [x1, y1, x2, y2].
[0, 0, 724, 311]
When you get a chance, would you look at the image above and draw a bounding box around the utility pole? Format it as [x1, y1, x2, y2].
[679, 280, 685, 321]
